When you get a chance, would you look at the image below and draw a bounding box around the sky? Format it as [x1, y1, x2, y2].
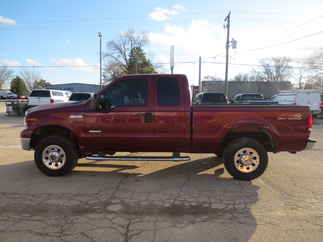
[1, 0, 323, 88]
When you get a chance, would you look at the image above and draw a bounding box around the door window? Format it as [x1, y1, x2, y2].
[103, 78, 148, 106]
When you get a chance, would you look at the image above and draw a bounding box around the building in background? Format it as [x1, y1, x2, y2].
[47, 83, 100, 93]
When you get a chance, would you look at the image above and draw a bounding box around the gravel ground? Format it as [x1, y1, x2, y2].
[0, 112, 322, 242]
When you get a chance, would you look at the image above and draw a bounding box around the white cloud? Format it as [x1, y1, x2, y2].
[148, 13, 323, 87]
[51, 58, 88, 66]
[0, 59, 20, 66]
[0, 16, 16, 25]
[50, 58, 98, 72]
[148, 20, 226, 85]
[25, 58, 40, 66]
[149, 4, 185, 21]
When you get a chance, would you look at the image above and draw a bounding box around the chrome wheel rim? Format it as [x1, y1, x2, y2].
[42, 145, 66, 170]
[234, 147, 260, 173]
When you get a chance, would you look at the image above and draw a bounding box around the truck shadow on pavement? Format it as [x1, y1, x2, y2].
[0, 156, 259, 242]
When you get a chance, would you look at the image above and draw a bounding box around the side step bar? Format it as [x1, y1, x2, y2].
[85, 155, 191, 162]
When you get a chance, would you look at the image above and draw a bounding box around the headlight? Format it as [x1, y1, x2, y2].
[24, 111, 38, 128]
[24, 109, 30, 127]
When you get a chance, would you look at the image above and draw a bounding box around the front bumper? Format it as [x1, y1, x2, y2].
[305, 139, 316, 150]
[21, 138, 31, 150]
[21, 128, 33, 151]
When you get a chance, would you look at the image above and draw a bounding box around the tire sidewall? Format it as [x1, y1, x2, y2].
[223, 138, 268, 181]
[34, 136, 77, 176]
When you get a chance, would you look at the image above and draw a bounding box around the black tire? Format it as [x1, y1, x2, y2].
[214, 152, 223, 158]
[223, 138, 268, 181]
[34, 135, 78, 176]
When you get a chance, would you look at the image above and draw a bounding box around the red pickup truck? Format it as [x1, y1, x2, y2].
[21, 74, 315, 180]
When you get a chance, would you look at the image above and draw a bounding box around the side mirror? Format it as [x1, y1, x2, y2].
[97, 94, 111, 112]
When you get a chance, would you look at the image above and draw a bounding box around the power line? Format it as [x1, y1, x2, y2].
[239, 29, 323, 53]
[279, 14, 323, 37]
[2, 61, 322, 70]
[0, 65, 98, 69]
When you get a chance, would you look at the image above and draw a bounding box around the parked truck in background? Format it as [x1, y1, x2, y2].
[21, 74, 314, 180]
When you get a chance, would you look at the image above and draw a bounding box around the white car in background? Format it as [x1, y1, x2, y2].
[27, 89, 69, 108]
[0, 91, 17, 99]
[272, 89, 321, 116]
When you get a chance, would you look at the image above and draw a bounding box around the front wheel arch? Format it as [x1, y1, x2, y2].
[31, 125, 79, 152]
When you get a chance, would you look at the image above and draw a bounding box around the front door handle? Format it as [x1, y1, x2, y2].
[144, 112, 153, 123]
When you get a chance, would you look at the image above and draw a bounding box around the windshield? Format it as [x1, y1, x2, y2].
[69, 93, 91, 101]
[241, 94, 263, 100]
[30, 90, 50, 97]
[203, 93, 227, 103]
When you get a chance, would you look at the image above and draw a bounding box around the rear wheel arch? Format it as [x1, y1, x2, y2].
[221, 128, 276, 152]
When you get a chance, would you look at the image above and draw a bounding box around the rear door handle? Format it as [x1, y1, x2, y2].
[144, 112, 153, 123]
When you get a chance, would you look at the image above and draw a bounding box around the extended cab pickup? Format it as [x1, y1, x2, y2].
[21, 74, 315, 180]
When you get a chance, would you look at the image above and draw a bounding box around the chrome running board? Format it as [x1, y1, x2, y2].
[85, 155, 191, 162]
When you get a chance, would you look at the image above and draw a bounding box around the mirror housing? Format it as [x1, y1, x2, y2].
[96, 94, 112, 112]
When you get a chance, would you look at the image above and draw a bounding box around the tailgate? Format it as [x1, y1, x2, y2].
[28, 96, 50, 106]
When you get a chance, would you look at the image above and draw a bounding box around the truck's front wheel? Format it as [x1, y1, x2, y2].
[34, 136, 78, 176]
[223, 138, 268, 181]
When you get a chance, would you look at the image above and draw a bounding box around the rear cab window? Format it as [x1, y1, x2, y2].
[156, 77, 180, 106]
[30, 90, 50, 97]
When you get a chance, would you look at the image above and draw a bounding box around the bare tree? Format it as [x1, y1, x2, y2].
[103, 29, 156, 82]
[20, 70, 41, 91]
[0, 68, 13, 89]
[257, 57, 292, 82]
[233, 73, 249, 82]
[203, 75, 222, 81]
[304, 49, 323, 91]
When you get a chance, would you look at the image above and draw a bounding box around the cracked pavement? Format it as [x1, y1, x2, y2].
[0, 111, 323, 242]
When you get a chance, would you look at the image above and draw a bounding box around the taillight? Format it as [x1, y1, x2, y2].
[308, 114, 313, 130]
[50, 98, 55, 104]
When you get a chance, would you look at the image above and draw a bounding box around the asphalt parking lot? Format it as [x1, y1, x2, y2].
[0, 110, 323, 242]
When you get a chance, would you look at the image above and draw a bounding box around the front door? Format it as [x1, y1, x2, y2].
[84, 76, 155, 152]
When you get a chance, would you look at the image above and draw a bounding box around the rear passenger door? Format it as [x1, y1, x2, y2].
[152, 76, 191, 152]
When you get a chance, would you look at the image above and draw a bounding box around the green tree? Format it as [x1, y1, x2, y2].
[10, 76, 29, 96]
[127, 47, 157, 74]
[33, 79, 51, 89]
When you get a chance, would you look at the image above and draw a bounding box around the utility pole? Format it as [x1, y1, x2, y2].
[198, 56, 202, 92]
[224, 11, 231, 98]
[98, 32, 103, 89]
[170, 45, 174, 74]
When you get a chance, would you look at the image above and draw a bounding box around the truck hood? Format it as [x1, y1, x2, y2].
[28, 102, 86, 114]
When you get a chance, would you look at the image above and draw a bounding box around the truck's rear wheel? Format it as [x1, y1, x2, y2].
[34, 136, 78, 176]
[223, 138, 268, 181]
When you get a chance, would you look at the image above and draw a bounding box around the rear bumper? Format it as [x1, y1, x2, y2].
[305, 139, 316, 150]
